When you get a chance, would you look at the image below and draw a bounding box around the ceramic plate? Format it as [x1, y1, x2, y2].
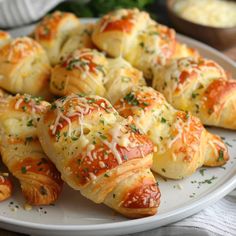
[0, 19, 235, 236]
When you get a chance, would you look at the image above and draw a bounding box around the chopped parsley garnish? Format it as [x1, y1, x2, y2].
[226, 142, 232, 148]
[24, 97, 30, 103]
[71, 136, 79, 141]
[99, 119, 105, 125]
[124, 93, 139, 106]
[130, 124, 139, 133]
[185, 112, 190, 120]
[143, 102, 149, 106]
[96, 65, 106, 76]
[66, 59, 80, 70]
[191, 93, 199, 99]
[51, 104, 57, 110]
[22, 106, 27, 112]
[87, 98, 96, 104]
[104, 173, 109, 177]
[161, 117, 166, 123]
[218, 150, 224, 162]
[100, 134, 107, 140]
[139, 42, 144, 48]
[199, 176, 217, 185]
[199, 168, 207, 176]
[27, 119, 34, 127]
[21, 166, 27, 174]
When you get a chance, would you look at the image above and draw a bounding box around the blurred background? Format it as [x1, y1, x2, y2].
[0, 0, 235, 59]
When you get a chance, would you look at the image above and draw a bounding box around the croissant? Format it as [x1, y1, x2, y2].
[34, 11, 83, 65]
[152, 56, 236, 129]
[0, 30, 11, 48]
[92, 8, 176, 79]
[0, 94, 63, 205]
[59, 23, 94, 61]
[114, 86, 229, 179]
[0, 37, 51, 99]
[37, 94, 160, 218]
[50, 48, 145, 103]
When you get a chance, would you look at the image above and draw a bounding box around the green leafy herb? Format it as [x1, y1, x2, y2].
[130, 124, 139, 133]
[21, 166, 27, 174]
[161, 117, 166, 123]
[218, 150, 224, 162]
[226, 142, 232, 148]
[199, 176, 217, 185]
[27, 119, 34, 127]
[51, 104, 57, 110]
[100, 134, 107, 140]
[191, 93, 199, 99]
[124, 93, 139, 106]
[139, 42, 145, 48]
[199, 168, 207, 176]
[22, 106, 27, 112]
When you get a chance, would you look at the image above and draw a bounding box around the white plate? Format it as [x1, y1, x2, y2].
[1, 19, 236, 236]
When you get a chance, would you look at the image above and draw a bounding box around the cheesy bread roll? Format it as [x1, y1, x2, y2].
[59, 23, 94, 61]
[50, 48, 145, 101]
[0, 31, 11, 48]
[0, 37, 51, 99]
[114, 86, 229, 179]
[153, 57, 236, 129]
[38, 94, 160, 218]
[34, 11, 81, 65]
[92, 8, 176, 79]
[0, 94, 63, 205]
[0, 172, 12, 201]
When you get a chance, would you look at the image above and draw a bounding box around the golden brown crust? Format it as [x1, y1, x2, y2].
[0, 37, 51, 99]
[0, 94, 63, 205]
[34, 11, 81, 65]
[114, 86, 228, 179]
[38, 94, 160, 218]
[152, 57, 236, 129]
[92, 8, 176, 79]
[50, 48, 145, 103]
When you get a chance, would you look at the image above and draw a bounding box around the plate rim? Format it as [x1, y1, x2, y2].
[3, 18, 236, 233]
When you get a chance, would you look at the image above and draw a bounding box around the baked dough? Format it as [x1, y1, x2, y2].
[92, 8, 176, 79]
[0, 94, 63, 205]
[50, 48, 145, 103]
[34, 11, 82, 65]
[37, 94, 160, 218]
[153, 57, 236, 129]
[114, 86, 229, 179]
[0, 37, 51, 99]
